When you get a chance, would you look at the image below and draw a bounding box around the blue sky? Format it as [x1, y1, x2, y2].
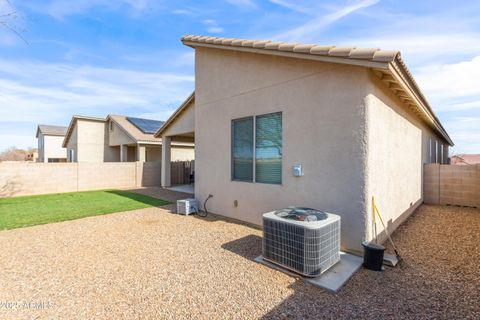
[0, 0, 479, 154]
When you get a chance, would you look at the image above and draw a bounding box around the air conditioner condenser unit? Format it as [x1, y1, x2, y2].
[262, 207, 341, 277]
[176, 199, 198, 215]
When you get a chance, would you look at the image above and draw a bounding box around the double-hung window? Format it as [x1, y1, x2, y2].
[232, 112, 282, 184]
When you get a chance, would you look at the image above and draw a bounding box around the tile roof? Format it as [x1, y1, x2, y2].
[36, 124, 68, 137]
[108, 115, 163, 143]
[63, 114, 180, 147]
[450, 154, 480, 165]
[181, 35, 453, 146]
[182, 35, 399, 63]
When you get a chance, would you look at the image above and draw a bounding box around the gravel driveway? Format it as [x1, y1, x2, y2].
[0, 188, 478, 319]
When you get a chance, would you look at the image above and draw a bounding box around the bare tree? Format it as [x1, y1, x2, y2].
[0, 0, 28, 44]
[0, 147, 30, 161]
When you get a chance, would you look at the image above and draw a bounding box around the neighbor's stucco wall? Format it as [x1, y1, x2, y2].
[38, 134, 66, 162]
[37, 133, 45, 162]
[108, 120, 136, 146]
[76, 120, 107, 162]
[43, 135, 67, 162]
[172, 146, 194, 161]
[364, 71, 451, 243]
[145, 146, 161, 162]
[143, 145, 193, 162]
[162, 101, 195, 137]
[194, 47, 370, 252]
[66, 123, 78, 162]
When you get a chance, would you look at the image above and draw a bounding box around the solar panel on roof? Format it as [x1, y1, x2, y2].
[126, 117, 164, 134]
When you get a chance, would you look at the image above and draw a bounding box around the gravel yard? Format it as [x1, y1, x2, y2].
[0, 188, 478, 319]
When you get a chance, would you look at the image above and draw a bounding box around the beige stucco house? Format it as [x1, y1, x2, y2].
[36, 125, 68, 163]
[63, 114, 194, 163]
[157, 35, 453, 253]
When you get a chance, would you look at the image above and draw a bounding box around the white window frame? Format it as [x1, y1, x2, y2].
[231, 112, 282, 185]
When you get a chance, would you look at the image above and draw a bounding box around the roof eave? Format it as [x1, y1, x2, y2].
[154, 91, 195, 138]
[182, 41, 389, 69]
[388, 60, 454, 146]
[182, 37, 453, 147]
[106, 115, 140, 144]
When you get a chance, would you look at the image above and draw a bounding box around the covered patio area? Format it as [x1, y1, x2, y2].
[167, 184, 194, 194]
[155, 92, 195, 190]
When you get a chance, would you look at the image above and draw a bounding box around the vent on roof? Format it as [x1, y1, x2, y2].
[126, 117, 164, 134]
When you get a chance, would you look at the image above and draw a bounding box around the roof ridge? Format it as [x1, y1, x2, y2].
[180, 34, 453, 146]
[181, 35, 399, 62]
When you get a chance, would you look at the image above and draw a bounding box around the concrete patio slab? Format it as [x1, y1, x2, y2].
[255, 252, 363, 293]
[167, 184, 194, 194]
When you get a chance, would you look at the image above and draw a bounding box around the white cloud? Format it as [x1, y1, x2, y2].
[0, 58, 193, 149]
[172, 9, 191, 15]
[269, 0, 316, 14]
[444, 117, 480, 154]
[26, 0, 152, 19]
[0, 58, 194, 150]
[409, 56, 480, 153]
[413, 55, 480, 111]
[203, 19, 224, 34]
[207, 26, 224, 33]
[337, 33, 480, 65]
[0, 134, 37, 151]
[226, 0, 257, 9]
[273, 0, 380, 41]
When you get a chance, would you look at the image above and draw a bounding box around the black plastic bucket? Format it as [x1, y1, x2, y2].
[362, 242, 385, 271]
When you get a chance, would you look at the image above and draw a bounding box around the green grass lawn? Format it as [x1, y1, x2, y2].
[0, 190, 171, 230]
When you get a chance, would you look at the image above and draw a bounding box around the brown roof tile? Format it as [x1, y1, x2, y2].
[108, 115, 162, 143]
[181, 34, 453, 146]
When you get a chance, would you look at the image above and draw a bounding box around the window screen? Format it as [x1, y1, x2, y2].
[255, 112, 282, 184]
[232, 117, 254, 181]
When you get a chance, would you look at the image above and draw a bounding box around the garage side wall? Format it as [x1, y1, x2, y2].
[194, 48, 370, 252]
[364, 71, 450, 243]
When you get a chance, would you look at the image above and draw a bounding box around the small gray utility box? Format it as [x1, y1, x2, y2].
[177, 199, 198, 215]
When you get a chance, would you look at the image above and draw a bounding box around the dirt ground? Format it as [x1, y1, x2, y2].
[0, 188, 478, 319]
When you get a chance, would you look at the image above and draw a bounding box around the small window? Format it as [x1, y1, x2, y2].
[69, 149, 75, 162]
[428, 139, 432, 163]
[232, 117, 254, 182]
[109, 121, 114, 131]
[255, 112, 282, 184]
[440, 144, 444, 164]
[231, 112, 282, 185]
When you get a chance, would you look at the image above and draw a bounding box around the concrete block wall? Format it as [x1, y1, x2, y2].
[0, 161, 162, 198]
[0, 162, 78, 197]
[424, 163, 480, 208]
[77, 162, 138, 191]
[137, 161, 162, 187]
[424, 164, 440, 204]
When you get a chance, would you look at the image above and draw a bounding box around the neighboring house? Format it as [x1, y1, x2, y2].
[63, 114, 193, 163]
[25, 149, 38, 162]
[36, 125, 68, 163]
[156, 35, 453, 253]
[450, 154, 480, 165]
